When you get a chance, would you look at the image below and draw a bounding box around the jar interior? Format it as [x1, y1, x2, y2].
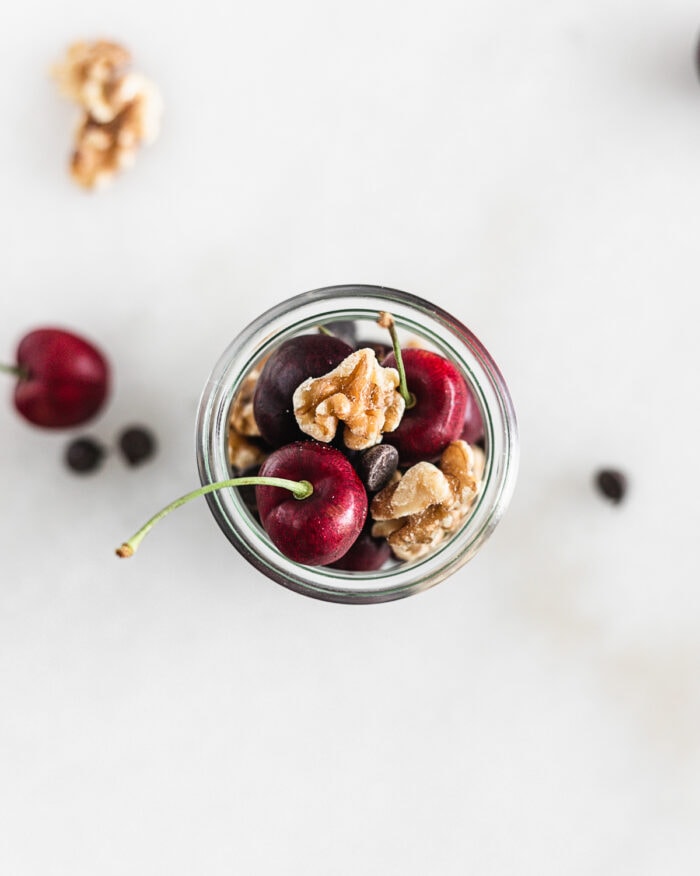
[223, 308, 491, 580]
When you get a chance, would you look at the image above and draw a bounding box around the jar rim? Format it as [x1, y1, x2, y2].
[195, 284, 519, 603]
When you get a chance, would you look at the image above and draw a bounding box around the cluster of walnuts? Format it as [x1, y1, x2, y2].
[53, 40, 162, 189]
[371, 440, 484, 561]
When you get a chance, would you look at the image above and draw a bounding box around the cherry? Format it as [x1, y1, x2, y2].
[327, 522, 391, 571]
[460, 386, 484, 446]
[253, 334, 353, 448]
[256, 441, 367, 566]
[382, 348, 467, 464]
[117, 467, 314, 559]
[2, 328, 110, 428]
[116, 440, 367, 567]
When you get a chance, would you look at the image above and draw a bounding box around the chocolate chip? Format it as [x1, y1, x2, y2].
[594, 469, 627, 504]
[65, 437, 105, 474]
[118, 426, 156, 466]
[357, 444, 399, 492]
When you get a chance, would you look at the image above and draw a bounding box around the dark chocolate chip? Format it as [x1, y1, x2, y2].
[118, 426, 157, 466]
[594, 469, 627, 504]
[65, 437, 105, 474]
[357, 444, 399, 492]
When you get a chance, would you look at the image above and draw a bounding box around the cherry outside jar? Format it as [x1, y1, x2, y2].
[195, 284, 518, 604]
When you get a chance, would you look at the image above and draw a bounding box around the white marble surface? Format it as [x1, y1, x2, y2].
[2, 0, 700, 873]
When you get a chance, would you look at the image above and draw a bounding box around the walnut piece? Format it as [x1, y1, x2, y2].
[53, 41, 132, 121]
[370, 439, 483, 562]
[373, 461, 452, 518]
[293, 348, 405, 450]
[53, 41, 162, 189]
[227, 426, 268, 473]
[441, 439, 483, 505]
[227, 361, 271, 469]
[229, 364, 264, 437]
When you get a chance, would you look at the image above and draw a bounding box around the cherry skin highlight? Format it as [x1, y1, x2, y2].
[383, 348, 467, 465]
[11, 328, 110, 428]
[256, 441, 367, 566]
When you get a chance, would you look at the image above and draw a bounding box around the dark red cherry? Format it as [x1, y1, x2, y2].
[460, 385, 484, 446]
[253, 334, 353, 448]
[256, 441, 367, 566]
[327, 523, 391, 571]
[6, 328, 110, 428]
[383, 348, 467, 464]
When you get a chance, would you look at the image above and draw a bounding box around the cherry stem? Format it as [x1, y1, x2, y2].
[317, 325, 334, 337]
[0, 363, 28, 378]
[116, 476, 313, 558]
[377, 311, 415, 409]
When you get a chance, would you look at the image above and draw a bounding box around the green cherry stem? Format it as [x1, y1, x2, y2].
[378, 311, 415, 409]
[116, 476, 313, 558]
[317, 325, 334, 337]
[0, 363, 28, 378]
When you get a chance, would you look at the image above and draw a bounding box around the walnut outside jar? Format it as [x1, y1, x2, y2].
[195, 285, 519, 604]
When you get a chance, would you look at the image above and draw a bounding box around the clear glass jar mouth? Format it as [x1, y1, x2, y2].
[195, 284, 519, 604]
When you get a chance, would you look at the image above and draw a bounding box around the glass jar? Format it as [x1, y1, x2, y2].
[195, 284, 518, 603]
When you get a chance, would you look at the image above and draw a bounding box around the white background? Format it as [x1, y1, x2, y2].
[2, 1, 700, 873]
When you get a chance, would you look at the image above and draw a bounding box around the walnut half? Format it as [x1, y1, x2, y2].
[293, 348, 405, 450]
[53, 40, 162, 189]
